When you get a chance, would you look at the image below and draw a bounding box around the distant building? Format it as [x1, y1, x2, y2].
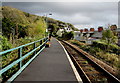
[80, 29, 83, 33]
[84, 28, 88, 32]
[56, 24, 73, 37]
[90, 28, 95, 32]
[110, 25, 117, 31]
[91, 27, 103, 39]
[64, 25, 73, 32]
[89, 28, 94, 37]
[56, 29, 64, 37]
[74, 26, 120, 45]
[74, 31, 81, 40]
[91, 31, 102, 39]
[74, 27, 104, 44]
[98, 27, 103, 32]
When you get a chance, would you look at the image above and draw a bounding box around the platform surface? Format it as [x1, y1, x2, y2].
[14, 38, 79, 82]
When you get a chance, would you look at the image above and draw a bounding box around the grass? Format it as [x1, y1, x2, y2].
[68, 39, 120, 71]
[81, 61, 88, 64]
[96, 52, 119, 67]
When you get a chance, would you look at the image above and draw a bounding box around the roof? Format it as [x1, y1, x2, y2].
[91, 32, 102, 38]
[88, 31, 94, 33]
[74, 31, 81, 34]
[116, 28, 120, 32]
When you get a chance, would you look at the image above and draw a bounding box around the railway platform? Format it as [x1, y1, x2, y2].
[14, 38, 82, 82]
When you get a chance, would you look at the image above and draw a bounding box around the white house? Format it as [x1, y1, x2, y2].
[64, 25, 73, 32]
[56, 24, 73, 37]
[74, 31, 81, 40]
[56, 29, 64, 37]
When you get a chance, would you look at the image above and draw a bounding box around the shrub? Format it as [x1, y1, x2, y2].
[62, 31, 74, 40]
[2, 17, 15, 39]
[92, 41, 107, 50]
[88, 47, 97, 54]
[92, 41, 120, 54]
[24, 12, 30, 17]
[0, 35, 12, 51]
[96, 52, 119, 67]
[69, 40, 86, 46]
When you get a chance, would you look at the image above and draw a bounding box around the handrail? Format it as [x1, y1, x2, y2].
[0, 38, 45, 55]
[0, 37, 48, 82]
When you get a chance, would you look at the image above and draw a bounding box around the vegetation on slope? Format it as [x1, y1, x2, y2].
[2, 6, 46, 45]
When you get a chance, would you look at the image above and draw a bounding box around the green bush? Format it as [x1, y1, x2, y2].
[88, 47, 97, 54]
[23, 12, 30, 17]
[92, 41, 120, 54]
[2, 18, 15, 38]
[96, 52, 119, 67]
[92, 41, 107, 50]
[62, 31, 74, 40]
[0, 35, 12, 51]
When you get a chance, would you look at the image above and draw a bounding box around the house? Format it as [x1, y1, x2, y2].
[110, 25, 117, 31]
[64, 25, 73, 32]
[74, 27, 104, 44]
[56, 28, 64, 37]
[74, 31, 81, 40]
[91, 31, 103, 39]
[56, 24, 73, 37]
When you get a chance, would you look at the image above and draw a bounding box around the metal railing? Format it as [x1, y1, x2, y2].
[0, 37, 48, 82]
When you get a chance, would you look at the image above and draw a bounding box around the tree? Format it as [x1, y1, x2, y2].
[102, 30, 118, 51]
[69, 31, 74, 39]
[62, 31, 74, 40]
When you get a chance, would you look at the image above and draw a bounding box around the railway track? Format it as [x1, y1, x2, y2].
[61, 40, 120, 83]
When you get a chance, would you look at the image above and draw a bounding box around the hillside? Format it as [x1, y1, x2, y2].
[2, 6, 78, 38]
[1, 6, 78, 50]
[2, 6, 46, 39]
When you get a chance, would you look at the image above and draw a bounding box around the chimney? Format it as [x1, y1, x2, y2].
[80, 29, 83, 33]
[84, 28, 88, 32]
[98, 27, 103, 32]
[90, 28, 94, 32]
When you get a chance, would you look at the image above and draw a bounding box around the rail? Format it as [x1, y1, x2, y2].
[0, 37, 48, 82]
[61, 40, 120, 83]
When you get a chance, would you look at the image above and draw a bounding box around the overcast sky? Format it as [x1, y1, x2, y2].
[2, 1, 119, 30]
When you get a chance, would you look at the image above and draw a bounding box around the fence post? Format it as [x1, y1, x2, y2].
[40, 40, 42, 45]
[34, 42, 36, 55]
[19, 47, 22, 68]
[44, 38, 46, 47]
[40, 40, 42, 49]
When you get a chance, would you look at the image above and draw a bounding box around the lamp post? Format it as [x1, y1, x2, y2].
[44, 13, 52, 47]
[45, 13, 52, 37]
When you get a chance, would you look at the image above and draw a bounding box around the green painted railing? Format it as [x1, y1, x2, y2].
[0, 37, 48, 82]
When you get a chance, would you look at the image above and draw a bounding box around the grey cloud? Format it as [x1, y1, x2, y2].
[3, 2, 117, 14]
[2, 2, 118, 29]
